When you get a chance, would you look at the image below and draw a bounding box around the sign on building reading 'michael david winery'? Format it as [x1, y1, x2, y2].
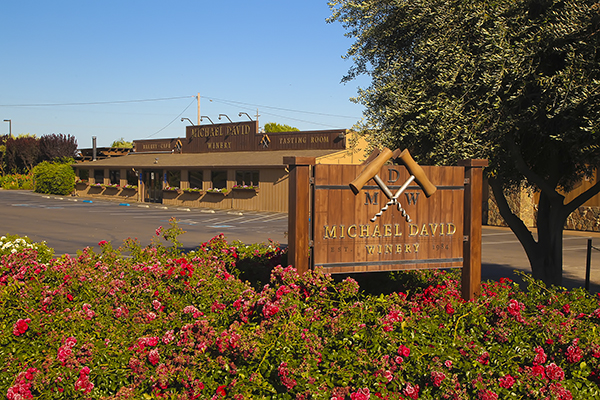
[312, 148, 465, 273]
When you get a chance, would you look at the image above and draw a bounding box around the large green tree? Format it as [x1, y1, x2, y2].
[329, 0, 600, 285]
[110, 137, 133, 148]
[264, 122, 300, 133]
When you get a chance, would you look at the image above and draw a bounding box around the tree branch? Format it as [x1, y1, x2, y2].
[562, 177, 600, 217]
[507, 135, 562, 201]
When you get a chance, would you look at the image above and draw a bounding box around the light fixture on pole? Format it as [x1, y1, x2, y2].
[180, 118, 195, 125]
[200, 116, 214, 124]
[238, 112, 253, 121]
[218, 114, 233, 123]
[3, 119, 11, 136]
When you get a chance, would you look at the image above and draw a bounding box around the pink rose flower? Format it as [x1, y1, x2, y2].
[148, 349, 160, 365]
[350, 387, 370, 400]
[546, 363, 565, 381]
[398, 345, 410, 357]
[403, 383, 419, 399]
[12, 318, 31, 336]
[498, 374, 515, 388]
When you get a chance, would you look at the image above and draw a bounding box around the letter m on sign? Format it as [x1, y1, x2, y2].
[364, 191, 379, 205]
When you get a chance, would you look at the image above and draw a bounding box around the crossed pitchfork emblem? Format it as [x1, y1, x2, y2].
[349, 148, 437, 223]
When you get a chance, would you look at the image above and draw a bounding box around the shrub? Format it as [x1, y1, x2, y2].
[0, 234, 54, 263]
[39, 133, 78, 161]
[0, 173, 34, 190]
[0, 225, 599, 399]
[188, 234, 286, 288]
[32, 161, 76, 195]
[4, 135, 40, 174]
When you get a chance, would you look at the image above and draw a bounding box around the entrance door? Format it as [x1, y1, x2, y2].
[143, 170, 163, 203]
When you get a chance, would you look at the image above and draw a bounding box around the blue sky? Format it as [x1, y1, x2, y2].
[0, 0, 368, 148]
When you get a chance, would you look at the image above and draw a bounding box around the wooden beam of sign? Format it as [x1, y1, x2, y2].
[349, 148, 394, 194]
[397, 149, 437, 197]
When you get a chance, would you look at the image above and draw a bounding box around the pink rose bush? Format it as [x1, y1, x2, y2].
[0, 222, 600, 399]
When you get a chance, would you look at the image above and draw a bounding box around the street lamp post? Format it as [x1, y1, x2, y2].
[180, 118, 195, 126]
[3, 119, 11, 136]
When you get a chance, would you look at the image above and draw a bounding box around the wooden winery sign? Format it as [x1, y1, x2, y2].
[285, 150, 487, 300]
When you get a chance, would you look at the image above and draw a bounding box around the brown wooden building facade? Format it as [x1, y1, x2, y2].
[73, 121, 368, 213]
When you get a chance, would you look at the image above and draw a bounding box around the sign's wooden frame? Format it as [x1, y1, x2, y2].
[285, 156, 487, 300]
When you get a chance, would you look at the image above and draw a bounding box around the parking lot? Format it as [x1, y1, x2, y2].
[1, 189, 598, 293]
[0, 190, 288, 254]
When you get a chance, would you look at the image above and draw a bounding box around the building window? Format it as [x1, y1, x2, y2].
[94, 169, 104, 184]
[167, 170, 181, 188]
[78, 169, 89, 182]
[109, 170, 120, 185]
[127, 169, 138, 186]
[211, 170, 227, 189]
[189, 170, 203, 190]
[236, 170, 259, 187]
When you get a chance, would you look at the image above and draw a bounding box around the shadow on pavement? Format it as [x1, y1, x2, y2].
[482, 262, 599, 294]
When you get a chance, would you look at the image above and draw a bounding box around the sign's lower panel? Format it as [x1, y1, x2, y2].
[316, 258, 463, 274]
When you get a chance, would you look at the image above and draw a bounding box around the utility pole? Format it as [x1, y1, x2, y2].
[3, 119, 11, 136]
[197, 93, 201, 125]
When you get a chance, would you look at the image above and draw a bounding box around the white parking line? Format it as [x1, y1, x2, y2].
[564, 246, 591, 251]
[239, 214, 287, 224]
[482, 232, 517, 237]
[209, 216, 246, 224]
[483, 236, 588, 245]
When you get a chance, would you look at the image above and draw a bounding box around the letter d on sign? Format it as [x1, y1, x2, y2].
[388, 168, 400, 183]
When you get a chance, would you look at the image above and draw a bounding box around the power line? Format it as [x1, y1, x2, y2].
[0, 96, 194, 107]
[146, 97, 196, 138]
[1, 94, 362, 120]
[206, 96, 360, 119]
[257, 110, 347, 129]
[1, 93, 362, 130]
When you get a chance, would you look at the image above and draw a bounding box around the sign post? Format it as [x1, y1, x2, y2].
[284, 156, 315, 275]
[459, 159, 488, 299]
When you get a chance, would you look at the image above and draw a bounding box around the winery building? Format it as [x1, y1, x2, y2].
[73, 120, 368, 213]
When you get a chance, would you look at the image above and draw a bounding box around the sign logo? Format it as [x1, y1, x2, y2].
[349, 148, 437, 222]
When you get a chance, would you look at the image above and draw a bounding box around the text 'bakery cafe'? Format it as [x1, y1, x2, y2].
[73, 120, 369, 213]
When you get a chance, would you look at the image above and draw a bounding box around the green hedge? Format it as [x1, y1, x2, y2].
[32, 161, 76, 195]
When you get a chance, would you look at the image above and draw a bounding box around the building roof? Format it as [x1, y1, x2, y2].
[74, 149, 343, 169]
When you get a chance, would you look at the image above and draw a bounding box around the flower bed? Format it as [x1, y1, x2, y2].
[232, 184, 259, 191]
[0, 223, 599, 399]
[206, 188, 229, 194]
[0, 173, 34, 190]
[181, 187, 203, 194]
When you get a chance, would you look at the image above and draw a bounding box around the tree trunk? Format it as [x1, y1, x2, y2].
[530, 192, 565, 286]
[489, 179, 566, 287]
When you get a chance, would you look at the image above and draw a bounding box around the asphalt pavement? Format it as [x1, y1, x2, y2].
[1, 189, 598, 293]
[0, 190, 288, 254]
